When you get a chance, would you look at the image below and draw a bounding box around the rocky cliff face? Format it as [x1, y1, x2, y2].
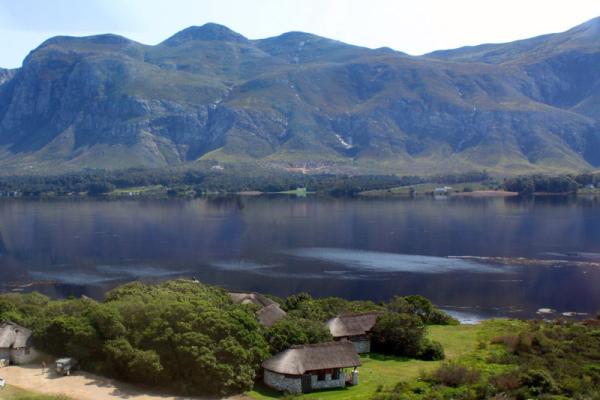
[0, 19, 599, 174]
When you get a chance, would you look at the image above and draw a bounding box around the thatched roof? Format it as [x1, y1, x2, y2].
[229, 292, 277, 308]
[262, 341, 361, 375]
[257, 304, 287, 328]
[229, 292, 287, 327]
[325, 312, 381, 338]
[0, 321, 32, 349]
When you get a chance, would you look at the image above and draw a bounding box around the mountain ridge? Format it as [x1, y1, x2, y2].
[0, 19, 599, 175]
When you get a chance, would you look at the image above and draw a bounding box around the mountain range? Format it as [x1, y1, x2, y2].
[0, 18, 599, 175]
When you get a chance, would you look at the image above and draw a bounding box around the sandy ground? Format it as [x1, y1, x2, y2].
[0, 364, 250, 400]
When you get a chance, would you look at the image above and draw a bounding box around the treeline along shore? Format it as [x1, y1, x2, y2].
[0, 168, 599, 198]
[1, 279, 599, 399]
[0, 168, 489, 197]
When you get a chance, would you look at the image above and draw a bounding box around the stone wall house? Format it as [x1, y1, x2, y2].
[262, 341, 361, 394]
[0, 321, 40, 365]
[229, 292, 287, 327]
[325, 312, 381, 353]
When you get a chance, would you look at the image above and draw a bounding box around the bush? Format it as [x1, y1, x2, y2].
[429, 362, 481, 387]
[387, 295, 457, 325]
[491, 371, 521, 391]
[265, 317, 332, 354]
[520, 369, 557, 395]
[418, 339, 445, 361]
[103, 338, 163, 383]
[371, 312, 425, 357]
[284, 294, 382, 321]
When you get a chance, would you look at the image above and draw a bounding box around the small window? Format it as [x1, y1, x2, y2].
[332, 369, 340, 379]
[317, 371, 326, 381]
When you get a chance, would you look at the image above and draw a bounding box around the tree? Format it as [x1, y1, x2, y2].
[36, 315, 102, 361]
[265, 317, 332, 354]
[103, 338, 163, 383]
[87, 182, 115, 195]
[387, 295, 457, 325]
[371, 312, 425, 357]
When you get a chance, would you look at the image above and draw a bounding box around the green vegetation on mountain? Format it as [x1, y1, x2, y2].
[1, 19, 600, 174]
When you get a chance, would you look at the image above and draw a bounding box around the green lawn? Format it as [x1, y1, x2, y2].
[358, 181, 496, 197]
[0, 386, 70, 400]
[249, 320, 525, 400]
[110, 185, 166, 195]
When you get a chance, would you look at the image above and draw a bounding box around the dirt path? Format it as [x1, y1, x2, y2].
[0, 364, 250, 400]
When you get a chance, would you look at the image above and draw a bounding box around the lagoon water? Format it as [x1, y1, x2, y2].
[1, 195, 600, 320]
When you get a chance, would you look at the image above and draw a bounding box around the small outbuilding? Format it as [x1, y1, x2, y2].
[0, 321, 39, 365]
[325, 312, 381, 353]
[262, 341, 361, 394]
[229, 292, 287, 327]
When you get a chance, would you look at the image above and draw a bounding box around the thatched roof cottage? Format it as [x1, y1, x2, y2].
[229, 292, 287, 327]
[262, 341, 361, 393]
[0, 321, 40, 365]
[325, 312, 381, 353]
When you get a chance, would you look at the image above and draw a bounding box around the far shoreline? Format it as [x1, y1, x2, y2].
[451, 190, 518, 197]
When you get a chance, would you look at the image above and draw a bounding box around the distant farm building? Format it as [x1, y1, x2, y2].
[325, 312, 381, 353]
[434, 186, 453, 195]
[262, 341, 361, 394]
[229, 292, 287, 327]
[0, 321, 40, 365]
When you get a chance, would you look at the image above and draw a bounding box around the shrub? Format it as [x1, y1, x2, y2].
[103, 338, 163, 383]
[491, 371, 521, 391]
[387, 295, 458, 325]
[520, 369, 558, 395]
[265, 317, 332, 354]
[491, 335, 519, 352]
[371, 312, 425, 357]
[418, 339, 445, 361]
[429, 362, 481, 387]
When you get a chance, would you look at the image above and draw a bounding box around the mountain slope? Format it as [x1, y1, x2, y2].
[0, 19, 599, 175]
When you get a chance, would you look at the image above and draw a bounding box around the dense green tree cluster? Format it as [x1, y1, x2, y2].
[264, 318, 332, 354]
[574, 172, 600, 187]
[0, 281, 269, 396]
[282, 292, 384, 321]
[504, 174, 580, 195]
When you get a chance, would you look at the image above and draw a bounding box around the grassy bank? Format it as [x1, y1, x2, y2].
[0, 386, 70, 400]
[358, 181, 498, 197]
[249, 320, 525, 400]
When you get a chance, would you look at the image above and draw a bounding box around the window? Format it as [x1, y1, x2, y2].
[317, 371, 326, 381]
[332, 369, 340, 380]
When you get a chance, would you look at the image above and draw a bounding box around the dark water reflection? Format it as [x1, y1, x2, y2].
[1, 195, 600, 319]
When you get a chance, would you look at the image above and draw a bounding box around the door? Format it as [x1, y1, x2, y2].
[301, 374, 312, 393]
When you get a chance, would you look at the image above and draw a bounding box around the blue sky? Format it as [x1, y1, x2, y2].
[1, 0, 599, 68]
